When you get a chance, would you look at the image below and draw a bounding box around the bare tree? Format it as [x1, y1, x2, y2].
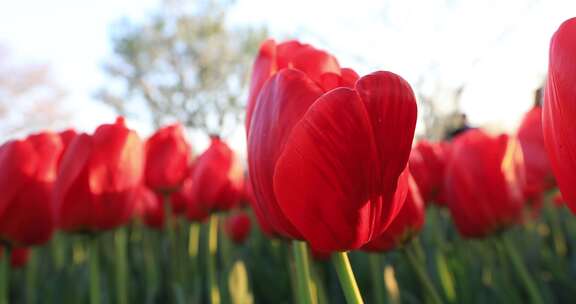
[0, 46, 68, 140]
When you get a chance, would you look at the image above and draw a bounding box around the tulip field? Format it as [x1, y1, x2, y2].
[2, 7, 576, 304]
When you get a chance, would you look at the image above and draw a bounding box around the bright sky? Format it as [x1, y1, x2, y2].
[0, 0, 574, 153]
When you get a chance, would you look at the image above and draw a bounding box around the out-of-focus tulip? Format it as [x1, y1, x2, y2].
[169, 163, 196, 215]
[225, 212, 252, 245]
[517, 105, 555, 203]
[186, 136, 244, 213]
[247, 39, 417, 252]
[244, 174, 277, 238]
[173, 177, 210, 222]
[10, 247, 30, 269]
[134, 186, 164, 229]
[239, 176, 256, 207]
[248, 190, 277, 238]
[59, 129, 77, 148]
[409, 140, 447, 206]
[0, 247, 30, 269]
[553, 192, 565, 207]
[363, 176, 425, 252]
[58, 129, 77, 167]
[444, 129, 525, 238]
[543, 18, 576, 214]
[54, 117, 144, 232]
[145, 124, 192, 193]
[0, 132, 63, 246]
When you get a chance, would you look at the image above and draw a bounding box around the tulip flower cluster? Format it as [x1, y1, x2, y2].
[1, 17, 576, 304]
[0, 116, 253, 304]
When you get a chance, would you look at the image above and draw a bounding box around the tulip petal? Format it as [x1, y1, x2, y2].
[90, 122, 144, 193]
[248, 68, 324, 238]
[355, 71, 417, 237]
[340, 68, 359, 88]
[517, 106, 553, 201]
[543, 18, 576, 213]
[273, 87, 382, 252]
[0, 141, 34, 218]
[54, 134, 95, 231]
[246, 39, 278, 132]
[363, 175, 424, 252]
[0, 182, 54, 245]
[290, 45, 340, 85]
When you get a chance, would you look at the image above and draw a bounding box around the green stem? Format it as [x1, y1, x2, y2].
[188, 223, 201, 303]
[163, 195, 183, 301]
[430, 207, 445, 246]
[288, 250, 302, 303]
[88, 237, 101, 304]
[492, 238, 519, 303]
[115, 229, 129, 304]
[500, 234, 544, 304]
[0, 246, 10, 304]
[51, 233, 65, 271]
[163, 195, 176, 252]
[311, 262, 328, 304]
[292, 241, 315, 304]
[435, 250, 456, 303]
[188, 223, 200, 259]
[403, 246, 442, 304]
[383, 263, 401, 304]
[206, 214, 221, 304]
[331, 251, 364, 304]
[547, 204, 567, 257]
[369, 254, 385, 304]
[143, 229, 158, 302]
[219, 219, 232, 304]
[25, 249, 37, 304]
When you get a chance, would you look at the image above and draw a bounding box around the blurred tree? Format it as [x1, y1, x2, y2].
[415, 76, 469, 141]
[0, 45, 68, 140]
[97, 0, 267, 135]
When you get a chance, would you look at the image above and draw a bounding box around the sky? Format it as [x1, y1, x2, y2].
[0, 0, 575, 153]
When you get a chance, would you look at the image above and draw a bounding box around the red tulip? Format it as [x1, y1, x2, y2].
[59, 129, 77, 148]
[517, 105, 555, 203]
[54, 117, 145, 232]
[145, 124, 192, 193]
[543, 18, 576, 214]
[363, 176, 425, 252]
[168, 162, 196, 216]
[247, 39, 417, 252]
[134, 186, 164, 229]
[409, 140, 447, 205]
[186, 136, 244, 213]
[0, 132, 63, 246]
[244, 174, 277, 238]
[0, 247, 30, 269]
[173, 177, 210, 222]
[239, 176, 256, 207]
[553, 192, 565, 207]
[169, 188, 189, 216]
[10, 247, 30, 269]
[57, 129, 77, 167]
[444, 129, 525, 238]
[246, 39, 358, 134]
[225, 212, 252, 245]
